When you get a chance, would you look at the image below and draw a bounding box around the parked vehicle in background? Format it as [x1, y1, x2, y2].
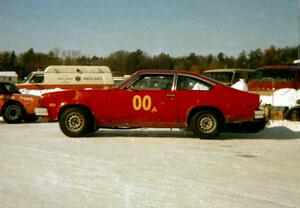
[16, 65, 114, 91]
[0, 82, 40, 123]
[35, 69, 266, 139]
[203, 69, 254, 86]
[113, 75, 130, 85]
[0, 71, 18, 83]
[248, 66, 300, 95]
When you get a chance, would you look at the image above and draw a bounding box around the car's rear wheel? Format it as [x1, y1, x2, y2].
[2, 103, 24, 123]
[191, 110, 223, 139]
[59, 107, 91, 137]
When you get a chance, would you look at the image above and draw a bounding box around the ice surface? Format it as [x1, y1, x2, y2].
[0, 119, 299, 208]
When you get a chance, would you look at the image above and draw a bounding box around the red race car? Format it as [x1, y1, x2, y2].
[0, 82, 40, 123]
[35, 70, 266, 139]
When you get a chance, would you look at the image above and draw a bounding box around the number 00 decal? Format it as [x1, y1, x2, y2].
[133, 95, 152, 111]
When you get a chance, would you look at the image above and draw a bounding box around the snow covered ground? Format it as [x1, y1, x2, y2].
[0, 119, 299, 208]
[260, 88, 300, 108]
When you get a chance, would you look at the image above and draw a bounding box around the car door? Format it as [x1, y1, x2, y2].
[176, 74, 215, 124]
[109, 73, 178, 127]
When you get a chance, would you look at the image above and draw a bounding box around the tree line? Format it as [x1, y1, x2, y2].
[0, 45, 298, 79]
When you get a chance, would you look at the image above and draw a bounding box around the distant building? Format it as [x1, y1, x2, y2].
[0, 71, 18, 83]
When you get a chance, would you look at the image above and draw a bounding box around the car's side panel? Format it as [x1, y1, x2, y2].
[41, 90, 111, 123]
[108, 88, 177, 127]
[0, 94, 40, 115]
[177, 85, 260, 124]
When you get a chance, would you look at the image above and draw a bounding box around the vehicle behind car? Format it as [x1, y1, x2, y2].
[17, 65, 114, 91]
[248, 66, 300, 95]
[203, 69, 254, 86]
[0, 82, 40, 123]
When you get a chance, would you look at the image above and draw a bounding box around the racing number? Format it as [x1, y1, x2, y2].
[133, 95, 151, 111]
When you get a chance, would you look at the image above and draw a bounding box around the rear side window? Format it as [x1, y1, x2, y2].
[177, 75, 212, 91]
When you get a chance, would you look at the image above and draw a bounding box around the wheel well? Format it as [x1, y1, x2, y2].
[285, 107, 300, 121]
[1, 100, 25, 115]
[187, 106, 225, 126]
[58, 104, 95, 127]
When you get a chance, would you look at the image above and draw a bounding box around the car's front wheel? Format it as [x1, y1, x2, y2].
[59, 107, 91, 137]
[2, 103, 24, 123]
[190, 110, 223, 139]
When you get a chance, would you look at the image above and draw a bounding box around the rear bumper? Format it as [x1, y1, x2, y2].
[254, 110, 265, 119]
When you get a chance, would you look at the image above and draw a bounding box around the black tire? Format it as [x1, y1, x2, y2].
[2, 102, 24, 123]
[59, 107, 92, 137]
[190, 110, 223, 139]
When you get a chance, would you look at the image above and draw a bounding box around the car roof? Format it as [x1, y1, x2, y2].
[204, 68, 254, 73]
[134, 69, 201, 76]
[123, 69, 220, 86]
[116, 69, 219, 88]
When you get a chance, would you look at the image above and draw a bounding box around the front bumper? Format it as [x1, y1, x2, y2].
[34, 107, 49, 116]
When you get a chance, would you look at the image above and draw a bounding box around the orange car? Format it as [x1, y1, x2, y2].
[0, 82, 40, 123]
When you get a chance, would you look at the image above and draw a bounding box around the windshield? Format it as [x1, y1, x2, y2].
[20, 72, 33, 83]
[113, 77, 129, 88]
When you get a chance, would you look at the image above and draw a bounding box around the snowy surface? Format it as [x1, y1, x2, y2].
[230, 85, 300, 108]
[260, 88, 300, 108]
[0, 118, 300, 207]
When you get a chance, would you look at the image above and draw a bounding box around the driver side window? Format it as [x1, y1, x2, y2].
[128, 74, 174, 90]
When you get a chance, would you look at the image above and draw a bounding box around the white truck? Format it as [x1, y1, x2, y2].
[17, 65, 114, 91]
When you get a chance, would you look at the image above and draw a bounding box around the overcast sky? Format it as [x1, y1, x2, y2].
[0, 0, 299, 57]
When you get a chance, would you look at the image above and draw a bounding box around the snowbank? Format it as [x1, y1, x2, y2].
[260, 88, 300, 107]
[231, 79, 248, 91]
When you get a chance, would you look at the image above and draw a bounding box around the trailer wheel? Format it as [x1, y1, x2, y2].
[191, 110, 223, 139]
[2, 102, 24, 123]
[59, 107, 91, 137]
